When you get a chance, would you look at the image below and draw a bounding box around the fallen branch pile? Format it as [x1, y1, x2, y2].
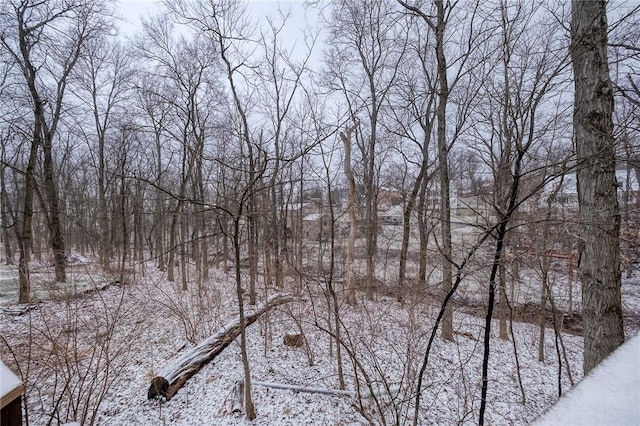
[148, 293, 292, 400]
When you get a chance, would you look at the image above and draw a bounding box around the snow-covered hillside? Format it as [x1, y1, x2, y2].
[1, 263, 638, 425]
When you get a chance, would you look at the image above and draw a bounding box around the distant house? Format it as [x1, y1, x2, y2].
[377, 188, 404, 208]
[617, 168, 639, 207]
[284, 202, 323, 240]
[426, 187, 458, 215]
[379, 205, 404, 225]
[541, 173, 579, 211]
[285, 202, 321, 218]
[302, 213, 332, 240]
[541, 169, 639, 211]
[455, 194, 492, 222]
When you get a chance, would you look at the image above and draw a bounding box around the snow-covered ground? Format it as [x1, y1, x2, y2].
[1, 260, 638, 425]
[0, 256, 108, 306]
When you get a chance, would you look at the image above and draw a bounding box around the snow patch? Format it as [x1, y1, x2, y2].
[534, 333, 640, 426]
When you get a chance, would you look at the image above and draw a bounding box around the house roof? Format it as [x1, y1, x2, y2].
[380, 205, 404, 217]
[616, 168, 639, 191]
[1, 360, 23, 409]
[302, 213, 324, 221]
[542, 170, 638, 197]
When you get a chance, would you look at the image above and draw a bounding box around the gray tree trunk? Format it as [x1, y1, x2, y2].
[435, 0, 454, 342]
[570, 0, 624, 375]
[18, 124, 40, 304]
[42, 134, 67, 283]
[0, 158, 14, 265]
[341, 121, 359, 306]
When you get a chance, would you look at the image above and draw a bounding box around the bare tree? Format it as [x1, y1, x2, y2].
[74, 37, 133, 270]
[325, 0, 405, 300]
[341, 119, 360, 306]
[387, 27, 438, 299]
[168, 0, 271, 419]
[609, 7, 640, 278]
[136, 75, 171, 272]
[136, 14, 219, 289]
[1, 0, 113, 300]
[0, 129, 17, 266]
[255, 12, 314, 291]
[571, 0, 625, 374]
[398, 0, 483, 341]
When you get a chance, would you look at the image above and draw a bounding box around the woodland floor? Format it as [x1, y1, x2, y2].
[1, 256, 639, 425]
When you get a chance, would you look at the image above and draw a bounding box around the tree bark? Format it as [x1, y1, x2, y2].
[0, 158, 14, 265]
[233, 216, 254, 420]
[42, 132, 66, 283]
[434, 0, 454, 342]
[570, 0, 624, 375]
[154, 126, 166, 271]
[18, 120, 40, 304]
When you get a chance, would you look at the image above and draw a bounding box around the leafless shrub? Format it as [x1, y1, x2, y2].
[279, 301, 315, 366]
[143, 278, 222, 345]
[1, 282, 136, 426]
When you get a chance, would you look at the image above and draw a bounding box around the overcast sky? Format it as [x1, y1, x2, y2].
[115, 0, 321, 64]
[116, 0, 314, 35]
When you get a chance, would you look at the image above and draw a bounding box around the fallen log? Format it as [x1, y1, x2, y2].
[253, 381, 355, 397]
[148, 293, 292, 400]
[252, 381, 400, 399]
[0, 303, 40, 316]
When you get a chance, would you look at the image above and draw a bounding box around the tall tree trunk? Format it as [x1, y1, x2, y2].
[98, 129, 110, 269]
[247, 203, 258, 305]
[0, 161, 14, 265]
[180, 209, 188, 291]
[341, 121, 359, 306]
[154, 127, 166, 271]
[571, 0, 624, 375]
[269, 135, 283, 290]
[417, 179, 429, 286]
[167, 209, 178, 282]
[42, 132, 66, 282]
[324, 157, 346, 390]
[365, 120, 378, 301]
[134, 186, 144, 278]
[435, 0, 454, 342]
[498, 258, 509, 340]
[199, 183, 209, 283]
[168, 148, 194, 283]
[538, 263, 548, 362]
[232, 215, 256, 420]
[538, 213, 552, 362]
[479, 150, 524, 426]
[497, 3, 514, 341]
[398, 152, 428, 301]
[119, 163, 128, 284]
[18, 117, 41, 304]
[200, 213, 209, 283]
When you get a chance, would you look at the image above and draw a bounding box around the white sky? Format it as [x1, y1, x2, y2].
[116, 0, 314, 35]
[115, 0, 322, 63]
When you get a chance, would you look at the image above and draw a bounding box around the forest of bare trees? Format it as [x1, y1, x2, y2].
[0, 0, 638, 424]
